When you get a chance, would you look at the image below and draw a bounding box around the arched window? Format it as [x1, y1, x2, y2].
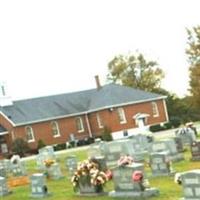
[25, 126, 35, 142]
[96, 113, 104, 128]
[75, 117, 84, 132]
[117, 107, 127, 124]
[152, 102, 159, 117]
[51, 121, 60, 137]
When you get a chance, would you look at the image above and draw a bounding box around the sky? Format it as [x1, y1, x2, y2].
[0, 0, 199, 100]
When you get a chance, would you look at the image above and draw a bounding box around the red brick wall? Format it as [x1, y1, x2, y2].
[0, 99, 168, 150]
[88, 99, 167, 136]
[0, 113, 15, 150]
[12, 114, 90, 149]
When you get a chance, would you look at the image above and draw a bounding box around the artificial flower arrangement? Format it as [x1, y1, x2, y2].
[44, 159, 55, 168]
[71, 158, 108, 193]
[117, 154, 134, 166]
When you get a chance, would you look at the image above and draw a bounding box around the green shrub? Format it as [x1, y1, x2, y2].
[12, 138, 30, 157]
[37, 139, 46, 149]
[170, 117, 181, 128]
[149, 124, 164, 132]
[54, 143, 66, 151]
[164, 122, 173, 129]
[101, 126, 113, 141]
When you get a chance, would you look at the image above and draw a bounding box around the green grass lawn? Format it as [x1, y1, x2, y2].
[2, 148, 200, 200]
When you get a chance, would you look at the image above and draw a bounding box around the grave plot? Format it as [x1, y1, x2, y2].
[179, 170, 200, 200]
[36, 146, 56, 171]
[150, 138, 184, 162]
[0, 177, 12, 196]
[190, 140, 200, 161]
[46, 163, 63, 180]
[71, 159, 108, 196]
[88, 139, 107, 171]
[102, 139, 144, 168]
[65, 155, 78, 178]
[109, 163, 159, 198]
[30, 173, 51, 198]
[149, 152, 175, 177]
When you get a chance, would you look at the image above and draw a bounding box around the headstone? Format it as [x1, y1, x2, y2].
[88, 140, 105, 158]
[37, 146, 56, 170]
[47, 163, 63, 180]
[190, 140, 200, 161]
[102, 139, 140, 168]
[150, 139, 184, 162]
[38, 146, 56, 160]
[30, 173, 51, 198]
[175, 127, 196, 146]
[129, 133, 153, 151]
[109, 163, 159, 198]
[36, 154, 47, 171]
[0, 177, 11, 196]
[65, 155, 78, 178]
[128, 137, 146, 161]
[179, 170, 200, 200]
[11, 161, 26, 177]
[150, 152, 175, 176]
[173, 136, 185, 153]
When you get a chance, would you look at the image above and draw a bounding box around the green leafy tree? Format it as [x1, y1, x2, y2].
[101, 126, 113, 141]
[12, 138, 30, 157]
[186, 26, 200, 107]
[107, 52, 164, 92]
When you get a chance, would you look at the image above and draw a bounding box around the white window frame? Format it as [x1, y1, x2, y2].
[25, 126, 35, 143]
[96, 113, 104, 128]
[152, 101, 159, 117]
[117, 107, 127, 124]
[75, 117, 84, 132]
[51, 121, 60, 137]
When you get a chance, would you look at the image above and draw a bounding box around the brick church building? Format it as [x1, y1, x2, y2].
[0, 76, 168, 154]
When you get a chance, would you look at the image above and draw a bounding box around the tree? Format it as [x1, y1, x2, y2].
[186, 26, 200, 107]
[12, 138, 30, 157]
[107, 52, 164, 92]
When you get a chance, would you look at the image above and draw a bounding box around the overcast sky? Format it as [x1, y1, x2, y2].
[0, 0, 199, 100]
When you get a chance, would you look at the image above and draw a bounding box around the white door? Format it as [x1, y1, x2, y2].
[137, 118, 145, 128]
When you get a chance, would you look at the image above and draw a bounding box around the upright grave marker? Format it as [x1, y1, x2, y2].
[65, 155, 78, 178]
[0, 177, 11, 196]
[179, 170, 200, 200]
[109, 163, 159, 198]
[30, 173, 51, 198]
[150, 152, 175, 176]
[190, 140, 200, 161]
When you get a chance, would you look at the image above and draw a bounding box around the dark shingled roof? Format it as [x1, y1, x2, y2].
[0, 83, 165, 125]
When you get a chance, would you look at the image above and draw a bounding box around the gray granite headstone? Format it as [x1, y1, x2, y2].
[190, 140, 200, 161]
[173, 136, 184, 153]
[180, 170, 200, 200]
[102, 140, 135, 168]
[176, 128, 196, 146]
[150, 139, 184, 162]
[11, 161, 26, 177]
[37, 146, 56, 170]
[109, 163, 159, 198]
[47, 163, 63, 180]
[65, 155, 77, 178]
[150, 152, 175, 176]
[30, 173, 51, 198]
[38, 146, 56, 160]
[0, 177, 11, 196]
[88, 140, 105, 158]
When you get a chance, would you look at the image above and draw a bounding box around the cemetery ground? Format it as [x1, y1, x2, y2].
[2, 145, 200, 200]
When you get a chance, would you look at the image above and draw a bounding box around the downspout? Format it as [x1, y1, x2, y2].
[85, 113, 92, 138]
